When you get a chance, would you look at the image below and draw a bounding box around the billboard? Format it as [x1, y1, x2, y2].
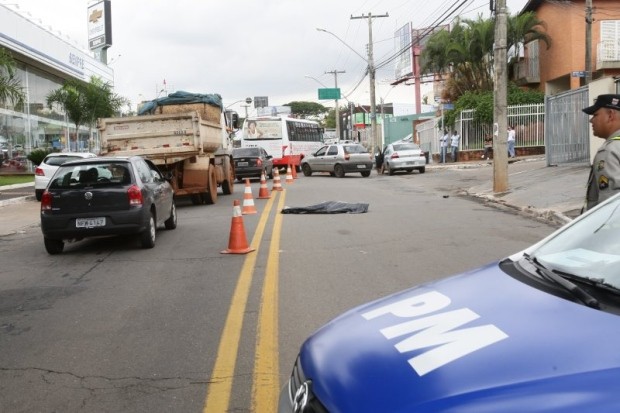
[394, 23, 413, 81]
[88, 0, 112, 50]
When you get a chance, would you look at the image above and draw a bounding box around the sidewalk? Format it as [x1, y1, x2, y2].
[0, 156, 591, 236]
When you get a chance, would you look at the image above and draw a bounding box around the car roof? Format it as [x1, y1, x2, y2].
[44, 152, 97, 159]
[59, 156, 134, 166]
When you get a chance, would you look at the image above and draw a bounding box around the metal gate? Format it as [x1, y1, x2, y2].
[544, 87, 590, 165]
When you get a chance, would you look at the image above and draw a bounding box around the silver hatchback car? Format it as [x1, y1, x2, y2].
[301, 144, 373, 178]
[381, 142, 426, 175]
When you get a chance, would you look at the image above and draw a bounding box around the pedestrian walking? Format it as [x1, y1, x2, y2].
[507, 125, 516, 158]
[450, 130, 460, 162]
[439, 130, 449, 163]
[582, 94, 620, 212]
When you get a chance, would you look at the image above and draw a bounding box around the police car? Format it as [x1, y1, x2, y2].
[279, 193, 620, 412]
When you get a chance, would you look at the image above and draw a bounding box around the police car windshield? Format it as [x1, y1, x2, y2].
[528, 193, 620, 290]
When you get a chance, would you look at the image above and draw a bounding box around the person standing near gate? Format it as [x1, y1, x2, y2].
[439, 130, 449, 163]
[582, 94, 620, 212]
[507, 125, 516, 158]
[450, 130, 460, 162]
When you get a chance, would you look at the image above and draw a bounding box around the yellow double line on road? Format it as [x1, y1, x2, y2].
[203, 190, 286, 413]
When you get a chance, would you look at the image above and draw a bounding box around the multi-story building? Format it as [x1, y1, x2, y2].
[514, 0, 620, 94]
[0, 4, 112, 172]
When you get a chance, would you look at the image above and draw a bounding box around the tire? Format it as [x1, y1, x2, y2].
[268, 166, 274, 179]
[190, 194, 202, 205]
[387, 164, 395, 176]
[140, 212, 156, 249]
[418, 166, 426, 174]
[406, 168, 413, 173]
[302, 163, 313, 177]
[221, 157, 234, 195]
[44, 237, 64, 255]
[35, 189, 43, 202]
[361, 171, 371, 177]
[334, 164, 345, 178]
[164, 201, 177, 230]
[203, 168, 218, 205]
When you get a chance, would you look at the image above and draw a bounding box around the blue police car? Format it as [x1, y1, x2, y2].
[279, 193, 620, 412]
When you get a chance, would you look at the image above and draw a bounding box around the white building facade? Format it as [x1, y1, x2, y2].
[0, 4, 113, 172]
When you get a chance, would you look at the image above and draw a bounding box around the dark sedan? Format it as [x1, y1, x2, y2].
[233, 147, 273, 181]
[40, 156, 177, 254]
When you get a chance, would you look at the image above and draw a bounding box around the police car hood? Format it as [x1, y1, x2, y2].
[299, 263, 620, 412]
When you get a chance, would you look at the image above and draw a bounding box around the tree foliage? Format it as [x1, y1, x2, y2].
[421, 12, 550, 102]
[46, 76, 126, 132]
[0, 47, 26, 109]
[283, 101, 328, 118]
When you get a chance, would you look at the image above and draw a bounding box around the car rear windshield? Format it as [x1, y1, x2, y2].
[49, 162, 132, 189]
[393, 143, 420, 151]
[343, 145, 368, 154]
[44, 155, 87, 166]
[233, 148, 260, 157]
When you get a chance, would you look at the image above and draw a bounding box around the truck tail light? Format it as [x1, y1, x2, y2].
[35, 167, 45, 176]
[127, 185, 143, 206]
[41, 191, 53, 211]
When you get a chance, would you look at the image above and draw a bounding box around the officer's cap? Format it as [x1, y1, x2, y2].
[583, 94, 620, 115]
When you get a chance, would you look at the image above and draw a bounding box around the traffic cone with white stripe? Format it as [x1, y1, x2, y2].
[241, 178, 258, 215]
[257, 170, 271, 199]
[272, 168, 283, 191]
[221, 200, 255, 254]
[285, 165, 294, 183]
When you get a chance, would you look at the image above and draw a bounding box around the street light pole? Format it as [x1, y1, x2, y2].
[351, 13, 388, 152]
[325, 70, 345, 139]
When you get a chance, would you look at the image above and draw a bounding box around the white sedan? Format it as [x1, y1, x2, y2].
[381, 142, 426, 175]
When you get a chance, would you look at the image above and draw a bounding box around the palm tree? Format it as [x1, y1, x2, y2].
[0, 47, 25, 109]
[421, 12, 551, 101]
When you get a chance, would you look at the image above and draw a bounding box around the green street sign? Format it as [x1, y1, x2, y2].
[318, 88, 341, 100]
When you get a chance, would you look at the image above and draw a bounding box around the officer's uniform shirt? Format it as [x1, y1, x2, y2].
[585, 128, 620, 211]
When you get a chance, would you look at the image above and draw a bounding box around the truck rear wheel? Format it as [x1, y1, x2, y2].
[203, 167, 218, 205]
[221, 156, 234, 195]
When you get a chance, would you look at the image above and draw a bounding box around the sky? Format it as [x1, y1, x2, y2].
[4, 0, 529, 116]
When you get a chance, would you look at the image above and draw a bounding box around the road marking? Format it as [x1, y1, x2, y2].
[203, 192, 278, 413]
[252, 190, 286, 412]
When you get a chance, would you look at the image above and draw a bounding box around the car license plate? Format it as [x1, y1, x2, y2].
[76, 217, 105, 228]
[356, 164, 367, 169]
[237, 162, 248, 166]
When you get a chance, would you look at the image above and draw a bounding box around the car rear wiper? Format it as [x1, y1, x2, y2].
[523, 253, 600, 309]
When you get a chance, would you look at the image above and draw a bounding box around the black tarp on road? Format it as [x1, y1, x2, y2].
[281, 201, 369, 214]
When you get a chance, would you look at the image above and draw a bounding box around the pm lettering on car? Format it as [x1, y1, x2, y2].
[362, 291, 508, 376]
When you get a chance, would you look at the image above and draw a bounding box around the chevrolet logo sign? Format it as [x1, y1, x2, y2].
[89, 9, 103, 24]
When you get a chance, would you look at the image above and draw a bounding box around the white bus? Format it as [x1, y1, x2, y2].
[240, 116, 324, 169]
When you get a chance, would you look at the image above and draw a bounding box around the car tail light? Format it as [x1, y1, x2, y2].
[344, 153, 351, 161]
[390, 152, 400, 159]
[41, 191, 53, 211]
[127, 185, 143, 206]
[35, 167, 45, 176]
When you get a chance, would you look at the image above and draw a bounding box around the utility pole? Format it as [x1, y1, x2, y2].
[325, 69, 346, 139]
[351, 12, 389, 152]
[585, 0, 593, 84]
[493, 0, 508, 192]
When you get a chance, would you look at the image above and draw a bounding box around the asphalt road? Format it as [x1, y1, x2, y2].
[0, 168, 559, 412]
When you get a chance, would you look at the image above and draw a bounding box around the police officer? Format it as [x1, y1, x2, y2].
[582, 94, 620, 212]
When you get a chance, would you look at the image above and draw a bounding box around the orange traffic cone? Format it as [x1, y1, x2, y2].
[285, 165, 294, 183]
[221, 200, 255, 254]
[291, 164, 298, 179]
[241, 178, 258, 214]
[257, 171, 271, 199]
[272, 168, 283, 191]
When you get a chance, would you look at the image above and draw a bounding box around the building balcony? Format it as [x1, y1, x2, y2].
[597, 40, 620, 70]
[512, 56, 540, 85]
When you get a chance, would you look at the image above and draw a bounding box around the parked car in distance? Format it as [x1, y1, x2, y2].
[301, 143, 373, 178]
[381, 142, 426, 175]
[40, 156, 176, 254]
[34, 152, 97, 200]
[232, 147, 273, 180]
[279, 192, 620, 413]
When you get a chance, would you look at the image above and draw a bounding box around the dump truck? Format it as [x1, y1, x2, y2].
[98, 92, 238, 205]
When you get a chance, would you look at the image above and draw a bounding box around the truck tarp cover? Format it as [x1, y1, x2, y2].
[281, 201, 369, 214]
[138, 91, 223, 115]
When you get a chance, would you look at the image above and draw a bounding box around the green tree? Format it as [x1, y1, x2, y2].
[422, 12, 550, 102]
[283, 101, 328, 118]
[46, 76, 125, 149]
[0, 47, 25, 109]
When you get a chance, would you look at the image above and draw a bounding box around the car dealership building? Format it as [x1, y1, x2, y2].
[0, 3, 113, 172]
